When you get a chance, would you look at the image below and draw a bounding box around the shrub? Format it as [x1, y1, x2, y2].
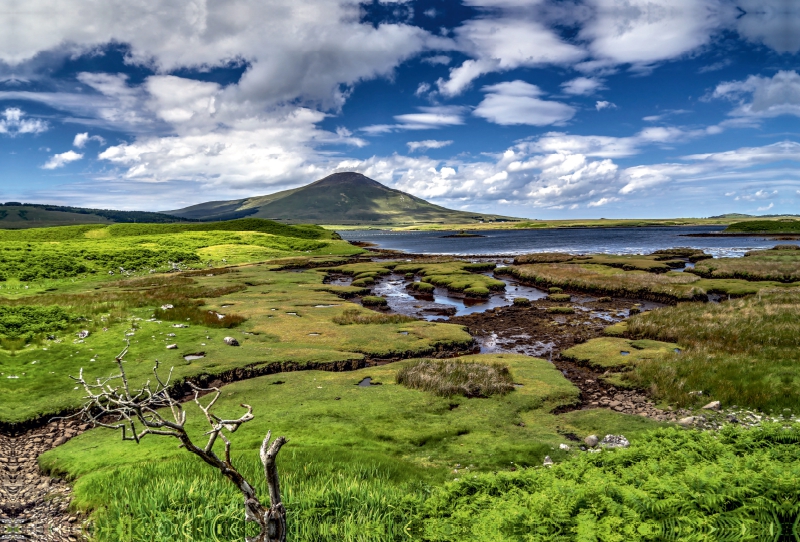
[512, 297, 530, 306]
[547, 306, 574, 314]
[361, 296, 388, 306]
[333, 308, 415, 325]
[417, 424, 800, 541]
[396, 360, 515, 398]
[547, 293, 571, 302]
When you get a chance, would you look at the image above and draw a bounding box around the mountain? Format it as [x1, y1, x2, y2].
[0, 203, 193, 229]
[166, 172, 521, 225]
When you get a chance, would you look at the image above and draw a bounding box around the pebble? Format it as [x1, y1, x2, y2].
[0, 420, 87, 540]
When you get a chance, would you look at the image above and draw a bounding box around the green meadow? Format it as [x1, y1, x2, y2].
[0, 220, 797, 540]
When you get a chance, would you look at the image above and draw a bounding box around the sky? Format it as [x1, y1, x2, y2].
[0, 0, 799, 219]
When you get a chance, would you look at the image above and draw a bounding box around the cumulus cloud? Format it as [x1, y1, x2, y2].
[595, 100, 616, 111]
[474, 81, 575, 126]
[561, 77, 605, 96]
[43, 150, 83, 169]
[713, 70, 800, 118]
[407, 140, 453, 152]
[0, 108, 48, 136]
[758, 202, 774, 211]
[73, 132, 106, 147]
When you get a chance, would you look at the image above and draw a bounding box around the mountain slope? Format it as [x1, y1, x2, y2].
[0, 203, 192, 229]
[167, 172, 521, 225]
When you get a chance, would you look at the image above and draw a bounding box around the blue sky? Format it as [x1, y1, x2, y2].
[0, 0, 799, 218]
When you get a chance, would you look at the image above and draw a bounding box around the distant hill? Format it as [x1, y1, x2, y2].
[0, 203, 193, 229]
[166, 172, 522, 225]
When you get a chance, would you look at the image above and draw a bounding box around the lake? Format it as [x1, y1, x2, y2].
[338, 226, 798, 258]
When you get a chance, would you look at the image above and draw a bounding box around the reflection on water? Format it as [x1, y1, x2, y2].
[370, 274, 548, 321]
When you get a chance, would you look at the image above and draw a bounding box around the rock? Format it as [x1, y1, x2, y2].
[584, 434, 599, 447]
[543, 455, 553, 467]
[223, 336, 240, 346]
[559, 443, 570, 451]
[172, 324, 188, 328]
[160, 304, 174, 310]
[600, 434, 629, 448]
[702, 400, 721, 410]
[677, 416, 696, 427]
[166, 344, 178, 349]
[76, 330, 90, 339]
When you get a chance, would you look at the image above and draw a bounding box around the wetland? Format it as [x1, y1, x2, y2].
[1, 220, 799, 541]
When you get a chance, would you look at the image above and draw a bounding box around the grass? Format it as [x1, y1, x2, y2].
[689, 246, 800, 282]
[396, 359, 515, 398]
[361, 295, 387, 306]
[561, 337, 679, 369]
[41, 354, 668, 541]
[625, 289, 800, 411]
[725, 219, 800, 233]
[507, 262, 800, 302]
[0, 266, 472, 423]
[547, 293, 571, 301]
[332, 308, 416, 325]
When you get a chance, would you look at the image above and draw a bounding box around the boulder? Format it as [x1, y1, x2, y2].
[677, 416, 696, 427]
[600, 434, 629, 448]
[166, 344, 178, 350]
[584, 434, 599, 447]
[702, 400, 721, 411]
[543, 455, 553, 467]
[77, 330, 90, 339]
[223, 336, 240, 346]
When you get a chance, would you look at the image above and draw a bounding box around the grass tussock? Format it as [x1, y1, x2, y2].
[627, 289, 800, 410]
[513, 253, 583, 264]
[333, 308, 416, 325]
[690, 249, 800, 282]
[396, 359, 515, 398]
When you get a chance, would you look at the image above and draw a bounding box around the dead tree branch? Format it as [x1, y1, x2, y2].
[69, 344, 288, 542]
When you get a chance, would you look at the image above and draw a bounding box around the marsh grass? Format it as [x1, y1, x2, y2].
[333, 308, 415, 325]
[513, 253, 584, 264]
[627, 289, 800, 410]
[361, 295, 387, 306]
[690, 249, 800, 282]
[396, 360, 515, 398]
[153, 306, 246, 328]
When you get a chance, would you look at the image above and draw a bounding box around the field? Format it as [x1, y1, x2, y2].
[2, 221, 799, 540]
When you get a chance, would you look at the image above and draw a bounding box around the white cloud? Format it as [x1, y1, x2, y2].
[73, 132, 106, 147]
[587, 196, 618, 207]
[735, 189, 777, 201]
[415, 82, 431, 97]
[713, 70, 800, 118]
[732, 0, 800, 54]
[474, 81, 575, 126]
[422, 55, 451, 65]
[0, 108, 48, 136]
[579, 0, 720, 69]
[43, 150, 83, 169]
[684, 140, 800, 165]
[362, 106, 466, 133]
[757, 202, 774, 212]
[595, 100, 616, 111]
[561, 77, 604, 96]
[436, 17, 584, 96]
[407, 140, 453, 152]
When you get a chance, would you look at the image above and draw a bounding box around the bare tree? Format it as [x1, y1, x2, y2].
[70, 344, 288, 542]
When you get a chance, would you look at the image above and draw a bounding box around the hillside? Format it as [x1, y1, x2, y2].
[0, 203, 192, 229]
[166, 172, 521, 225]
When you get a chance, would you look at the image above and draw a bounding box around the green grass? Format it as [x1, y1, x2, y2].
[42, 354, 669, 541]
[561, 337, 679, 370]
[689, 247, 800, 282]
[396, 359, 515, 398]
[725, 219, 800, 233]
[626, 289, 800, 411]
[0, 266, 472, 423]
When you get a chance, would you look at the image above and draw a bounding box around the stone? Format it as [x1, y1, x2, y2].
[543, 455, 553, 467]
[677, 416, 696, 427]
[223, 336, 240, 346]
[600, 434, 629, 448]
[76, 330, 89, 339]
[584, 434, 599, 447]
[160, 304, 174, 310]
[166, 344, 178, 350]
[702, 400, 721, 410]
[559, 443, 570, 451]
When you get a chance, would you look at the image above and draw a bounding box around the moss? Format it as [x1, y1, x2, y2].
[547, 293, 571, 302]
[410, 282, 435, 293]
[548, 287, 563, 293]
[513, 297, 531, 306]
[361, 295, 388, 306]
